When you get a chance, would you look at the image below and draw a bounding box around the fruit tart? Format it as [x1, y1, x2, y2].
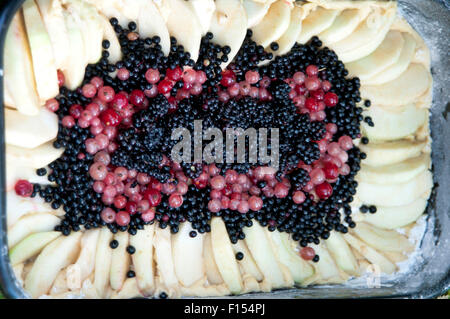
[2, 0, 434, 298]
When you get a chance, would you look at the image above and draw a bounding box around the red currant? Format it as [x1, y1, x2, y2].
[14, 180, 33, 197]
[126, 201, 138, 215]
[305, 97, 319, 112]
[69, 104, 83, 119]
[324, 92, 338, 107]
[129, 89, 145, 107]
[310, 90, 324, 101]
[100, 109, 122, 126]
[110, 93, 128, 111]
[323, 162, 339, 179]
[315, 182, 333, 200]
[116, 211, 131, 226]
[157, 79, 173, 94]
[166, 66, 183, 81]
[144, 188, 162, 207]
[300, 247, 315, 260]
[220, 70, 236, 87]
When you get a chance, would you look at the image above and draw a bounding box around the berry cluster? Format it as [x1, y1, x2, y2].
[14, 19, 369, 262]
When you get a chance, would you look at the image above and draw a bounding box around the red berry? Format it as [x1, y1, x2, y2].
[157, 79, 173, 94]
[306, 65, 319, 77]
[144, 188, 162, 207]
[315, 182, 333, 200]
[14, 180, 33, 197]
[45, 98, 59, 112]
[310, 90, 324, 101]
[126, 201, 138, 215]
[323, 162, 339, 179]
[300, 247, 315, 260]
[110, 93, 128, 111]
[168, 193, 183, 208]
[324, 92, 338, 107]
[193, 178, 208, 189]
[69, 104, 83, 119]
[220, 70, 236, 87]
[97, 86, 115, 103]
[129, 89, 145, 107]
[166, 66, 183, 81]
[305, 97, 319, 112]
[141, 208, 156, 222]
[57, 70, 65, 87]
[100, 109, 121, 126]
[113, 195, 127, 209]
[116, 211, 131, 226]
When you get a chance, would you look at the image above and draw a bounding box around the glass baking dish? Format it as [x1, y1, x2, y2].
[0, 0, 448, 299]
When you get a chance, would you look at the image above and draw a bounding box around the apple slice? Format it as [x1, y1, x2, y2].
[35, 0, 70, 70]
[362, 103, 427, 142]
[208, 0, 248, 69]
[319, 8, 369, 45]
[66, 229, 100, 290]
[9, 231, 61, 265]
[243, 222, 285, 288]
[329, 7, 396, 63]
[343, 233, 396, 274]
[352, 222, 414, 253]
[210, 218, 243, 294]
[203, 232, 224, 285]
[159, 0, 203, 62]
[384, 251, 408, 264]
[232, 238, 263, 282]
[8, 213, 61, 248]
[180, 283, 231, 297]
[111, 278, 143, 299]
[94, 228, 113, 298]
[77, 0, 104, 64]
[129, 224, 155, 295]
[356, 196, 428, 230]
[5, 108, 58, 149]
[356, 170, 433, 207]
[4, 87, 15, 108]
[298, 7, 340, 44]
[63, 0, 102, 65]
[61, 9, 87, 90]
[309, 243, 343, 283]
[6, 142, 64, 169]
[6, 191, 63, 228]
[22, 0, 59, 102]
[243, 0, 272, 28]
[24, 232, 82, 298]
[361, 63, 431, 106]
[99, 14, 122, 64]
[346, 30, 404, 81]
[50, 269, 69, 295]
[251, 0, 292, 48]
[267, 230, 314, 284]
[325, 231, 359, 276]
[359, 139, 427, 167]
[172, 222, 205, 287]
[186, 0, 216, 35]
[110, 231, 130, 291]
[84, 0, 131, 27]
[153, 227, 179, 295]
[4, 11, 40, 116]
[137, 0, 171, 56]
[366, 32, 417, 85]
[267, 4, 303, 56]
[357, 153, 430, 185]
